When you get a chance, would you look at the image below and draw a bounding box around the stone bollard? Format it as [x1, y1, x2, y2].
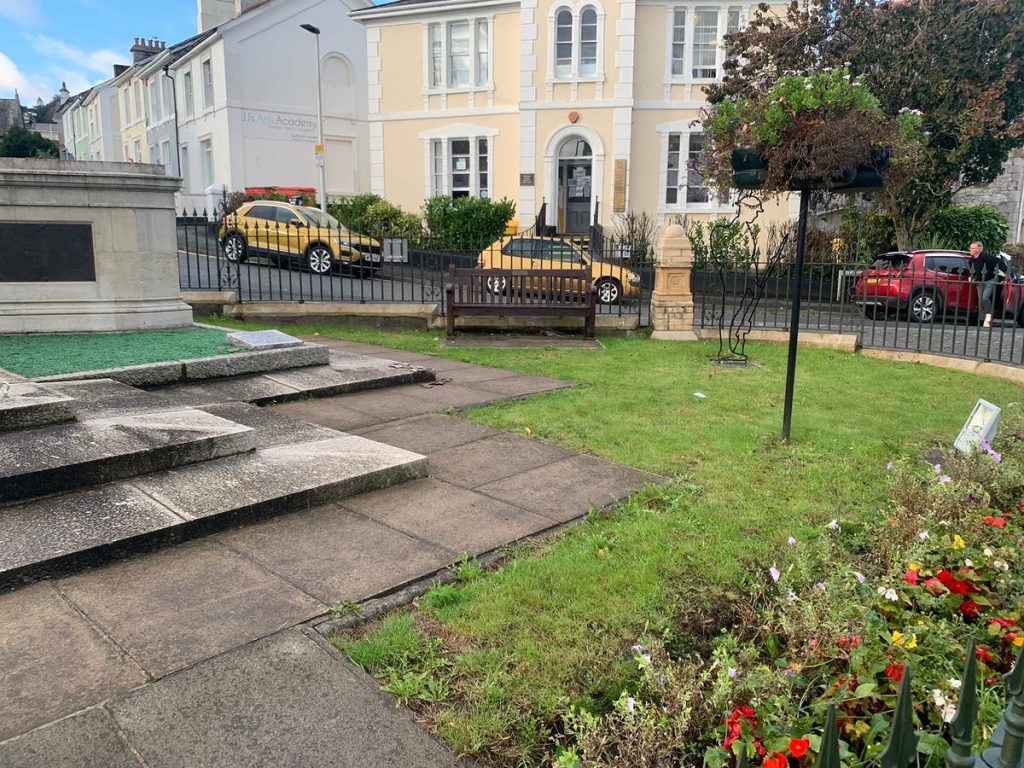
[651, 222, 698, 341]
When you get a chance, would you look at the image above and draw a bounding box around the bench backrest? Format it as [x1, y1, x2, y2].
[446, 266, 593, 307]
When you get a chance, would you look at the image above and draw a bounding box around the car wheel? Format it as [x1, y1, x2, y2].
[595, 277, 622, 305]
[223, 234, 248, 263]
[908, 290, 940, 323]
[485, 275, 507, 295]
[306, 244, 334, 275]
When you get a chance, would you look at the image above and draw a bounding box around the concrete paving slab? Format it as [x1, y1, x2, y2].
[356, 414, 499, 455]
[344, 478, 557, 555]
[428, 433, 574, 489]
[410, 382, 507, 409]
[0, 583, 146, 741]
[133, 436, 428, 522]
[216, 504, 454, 604]
[60, 540, 325, 678]
[0, 381, 76, 431]
[0, 484, 184, 588]
[226, 330, 303, 350]
[197, 401, 341, 448]
[270, 398, 384, 432]
[45, 379, 177, 419]
[470, 374, 574, 398]
[0, 707, 143, 768]
[106, 630, 458, 768]
[183, 344, 329, 380]
[263, 362, 433, 400]
[0, 409, 256, 503]
[432, 364, 521, 383]
[476, 454, 663, 523]
[326, 388, 440, 420]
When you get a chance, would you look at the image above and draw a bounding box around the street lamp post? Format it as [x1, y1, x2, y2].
[300, 23, 327, 212]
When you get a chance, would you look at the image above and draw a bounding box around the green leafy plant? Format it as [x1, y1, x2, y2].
[423, 196, 516, 252]
[687, 219, 757, 271]
[926, 205, 1010, 252]
[330, 598, 363, 620]
[452, 554, 485, 584]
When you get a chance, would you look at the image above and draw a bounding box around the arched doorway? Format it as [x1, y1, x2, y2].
[557, 137, 592, 234]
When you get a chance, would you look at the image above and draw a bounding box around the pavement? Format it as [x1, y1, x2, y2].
[0, 338, 660, 767]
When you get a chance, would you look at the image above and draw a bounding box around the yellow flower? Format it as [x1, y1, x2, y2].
[891, 631, 918, 650]
[906, 634, 918, 650]
[1015, 636, 1024, 648]
[909, 562, 923, 572]
[952, 534, 967, 550]
[892, 631, 904, 645]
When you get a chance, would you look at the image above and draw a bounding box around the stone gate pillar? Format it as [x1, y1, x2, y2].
[651, 223, 697, 340]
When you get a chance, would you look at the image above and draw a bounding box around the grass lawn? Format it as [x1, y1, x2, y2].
[210, 318, 1024, 764]
[0, 326, 240, 377]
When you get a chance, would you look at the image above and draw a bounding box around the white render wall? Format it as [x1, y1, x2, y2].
[175, 0, 371, 212]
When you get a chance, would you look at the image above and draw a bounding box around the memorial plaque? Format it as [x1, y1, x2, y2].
[0, 223, 96, 282]
[520, 173, 535, 187]
[954, 398, 1001, 454]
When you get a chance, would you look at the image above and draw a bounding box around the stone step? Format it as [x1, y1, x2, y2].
[0, 435, 427, 589]
[153, 352, 434, 408]
[0, 381, 77, 432]
[0, 409, 256, 503]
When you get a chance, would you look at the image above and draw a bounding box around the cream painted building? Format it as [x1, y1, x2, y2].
[353, 0, 790, 234]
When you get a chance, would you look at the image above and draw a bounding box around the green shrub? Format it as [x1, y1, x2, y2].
[328, 194, 385, 232]
[840, 206, 899, 257]
[423, 196, 516, 252]
[687, 219, 757, 270]
[925, 204, 1010, 251]
[362, 200, 423, 240]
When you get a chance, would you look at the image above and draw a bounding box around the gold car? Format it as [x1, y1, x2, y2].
[218, 200, 381, 275]
[478, 236, 641, 305]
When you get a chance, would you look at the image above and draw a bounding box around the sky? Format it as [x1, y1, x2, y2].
[0, 0, 197, 104]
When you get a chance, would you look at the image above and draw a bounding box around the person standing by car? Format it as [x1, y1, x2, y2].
[969, 241, 1002, 327]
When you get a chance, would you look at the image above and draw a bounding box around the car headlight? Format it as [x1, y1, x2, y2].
[628, 273, 641, 285]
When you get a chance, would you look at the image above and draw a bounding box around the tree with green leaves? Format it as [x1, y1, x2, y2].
[0, 125, 59, 159]
[708, 0, 1024, 249]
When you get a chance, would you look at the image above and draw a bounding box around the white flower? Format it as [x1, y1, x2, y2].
[626, 696, 636, 713]
[827, 519, 840, 531]
[919, 531, 930, 541]
[994, 559, 1010, 572]
[949, 678, 962, 689]
[932, 689, 946, 707]
[786, 591, 797, 604]
[984, 548, 994, 557]
[854, 571, 866, 584]
[965, 559, 974, 568]
[638, 654, 652, 669]
[883, 588, 899, 601]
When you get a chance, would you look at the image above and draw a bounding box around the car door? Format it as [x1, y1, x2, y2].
[273, 206, 306, 261]
[539, 240, 586, 296]
[926, 254, 972, 313]
[244, 205, 278, 255]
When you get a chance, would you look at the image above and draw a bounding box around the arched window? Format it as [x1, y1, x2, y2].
[579, 6, 598, 75]
[555, 8, 574, 77]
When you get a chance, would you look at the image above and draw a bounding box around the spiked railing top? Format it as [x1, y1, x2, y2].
[880, 668, 918, 768]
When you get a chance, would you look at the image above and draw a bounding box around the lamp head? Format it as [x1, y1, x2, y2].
[300, 23, 321, 35]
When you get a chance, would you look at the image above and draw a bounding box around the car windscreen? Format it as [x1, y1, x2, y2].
[871, 253, 910, 269]
[299, 208, 340, 228]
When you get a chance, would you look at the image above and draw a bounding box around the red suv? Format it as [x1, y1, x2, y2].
[853, 250, 1024, 324]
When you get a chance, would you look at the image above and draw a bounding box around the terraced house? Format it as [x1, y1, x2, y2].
[352, 0, 792, 233]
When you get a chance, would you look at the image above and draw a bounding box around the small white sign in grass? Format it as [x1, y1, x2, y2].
[954, 399, 1001, 454]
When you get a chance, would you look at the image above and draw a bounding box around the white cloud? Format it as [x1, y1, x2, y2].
[0, 0, 40, 26]
[26, 35, 122, 78]
[0, 52, 51, 102]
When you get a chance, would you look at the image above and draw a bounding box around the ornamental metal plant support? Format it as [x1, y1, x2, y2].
[731, 148, 889, 442]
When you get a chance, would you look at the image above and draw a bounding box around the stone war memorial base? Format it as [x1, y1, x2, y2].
[0, 158, 192, 333]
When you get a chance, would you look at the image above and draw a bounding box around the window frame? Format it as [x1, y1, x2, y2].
[423, 16, 493, 94]
[201, 59, 214, 110]
[664, 3, 744, 84]
[659, 126, 734, 214]
[199, 137, 214, 187]
[428, 136, 493, 199]
[549, 3, 605, 83]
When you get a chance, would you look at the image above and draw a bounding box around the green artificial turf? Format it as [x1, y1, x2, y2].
[0, 327, 240, 377]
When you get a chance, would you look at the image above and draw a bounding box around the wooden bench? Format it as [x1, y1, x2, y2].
[445, 266, 596, 338]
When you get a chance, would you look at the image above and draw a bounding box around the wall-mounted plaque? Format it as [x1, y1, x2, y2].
[0, 223, 96, 282]
[520, 173, 535, 187]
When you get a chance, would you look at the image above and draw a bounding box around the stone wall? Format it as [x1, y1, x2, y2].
[954, 149, 1024, 244]
[0, 158, 192, 333]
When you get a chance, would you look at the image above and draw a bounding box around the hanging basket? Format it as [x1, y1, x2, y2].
[730, 148, 767, 172]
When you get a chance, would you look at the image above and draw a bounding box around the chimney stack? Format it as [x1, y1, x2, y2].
[130, 37, 166, 64]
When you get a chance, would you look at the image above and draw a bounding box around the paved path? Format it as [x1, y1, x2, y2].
[0, 340, 658, 767]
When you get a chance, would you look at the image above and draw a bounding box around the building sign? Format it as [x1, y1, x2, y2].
[0, 223, 95, 282]
[520, 173, 535, 186]
[240, 110, 319, 143]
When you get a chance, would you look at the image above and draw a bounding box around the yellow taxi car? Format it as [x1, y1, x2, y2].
[477, 236, 641, 305]
[218, 200, 381, 275]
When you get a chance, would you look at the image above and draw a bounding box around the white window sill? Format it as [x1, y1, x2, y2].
[660, 204, 736, 215]
[665, 76, 722, 86]
[424, 85, 494, 96]
[547, 75, 605, 85]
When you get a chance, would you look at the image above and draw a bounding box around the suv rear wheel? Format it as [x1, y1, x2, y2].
[223, 234, 248, 263]
[908, 290, 941, 323]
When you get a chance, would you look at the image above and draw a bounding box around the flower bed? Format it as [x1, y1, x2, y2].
[556, 416, 1024, 767]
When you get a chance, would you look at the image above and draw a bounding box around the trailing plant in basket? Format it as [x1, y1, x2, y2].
[701, 69, 920, 194]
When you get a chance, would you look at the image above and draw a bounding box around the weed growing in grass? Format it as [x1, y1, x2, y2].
[329, 598, 362, 620]
[452, 555, 485, 583]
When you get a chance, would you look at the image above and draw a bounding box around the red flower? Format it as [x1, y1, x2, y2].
[923, 577, 946, 595]
[885, 662, 905, 682]
[788, 738, 810, 758]
[960, 599, 982, 619]
[905, 569, 920, 586]
[764, 752, 789, 768]
[836, 634, 861, 650]
[991, 617, 1018, 629]
[938, 570, 974, 596]
[976, 646, 994, 663]
[985, 516, 1007, 528]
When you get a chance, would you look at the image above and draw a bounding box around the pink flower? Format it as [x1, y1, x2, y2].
[886, 461, 895, 470]
[769, 567, 781, 583]
[992, 452, 1003, 464]
[787, 536, 797, 546]
[939, 475, 952, 484]
[854, 571, 866, 584]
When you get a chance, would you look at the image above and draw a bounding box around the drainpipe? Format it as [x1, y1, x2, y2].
[1015, 155, 1024, 245]
[163, 64, 182, 180]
